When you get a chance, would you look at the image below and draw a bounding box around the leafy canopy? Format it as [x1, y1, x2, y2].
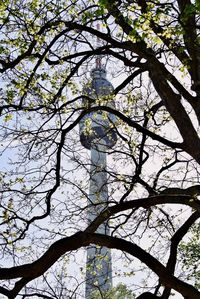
[0, 1, 199, 299]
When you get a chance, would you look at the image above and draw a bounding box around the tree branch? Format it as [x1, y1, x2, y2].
[0, 230, 199, 299]
[162, 211, 200, 299]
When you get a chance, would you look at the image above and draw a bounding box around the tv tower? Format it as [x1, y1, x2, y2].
[79, 41, 117, 298]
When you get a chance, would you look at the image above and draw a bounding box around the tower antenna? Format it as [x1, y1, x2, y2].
[96, 22, 102, 69]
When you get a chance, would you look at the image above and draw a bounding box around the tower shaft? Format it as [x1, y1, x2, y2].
[85, 146, 112, 298]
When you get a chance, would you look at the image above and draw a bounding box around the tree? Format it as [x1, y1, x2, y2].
[0, 0, 199, 298]
[179, 222, 200, 289]
[90, 283, 136, 299]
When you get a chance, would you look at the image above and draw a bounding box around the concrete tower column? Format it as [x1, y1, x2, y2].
[85, 146, 112, 298]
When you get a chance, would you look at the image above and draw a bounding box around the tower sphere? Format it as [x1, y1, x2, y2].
[80, 67, 117, 149]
